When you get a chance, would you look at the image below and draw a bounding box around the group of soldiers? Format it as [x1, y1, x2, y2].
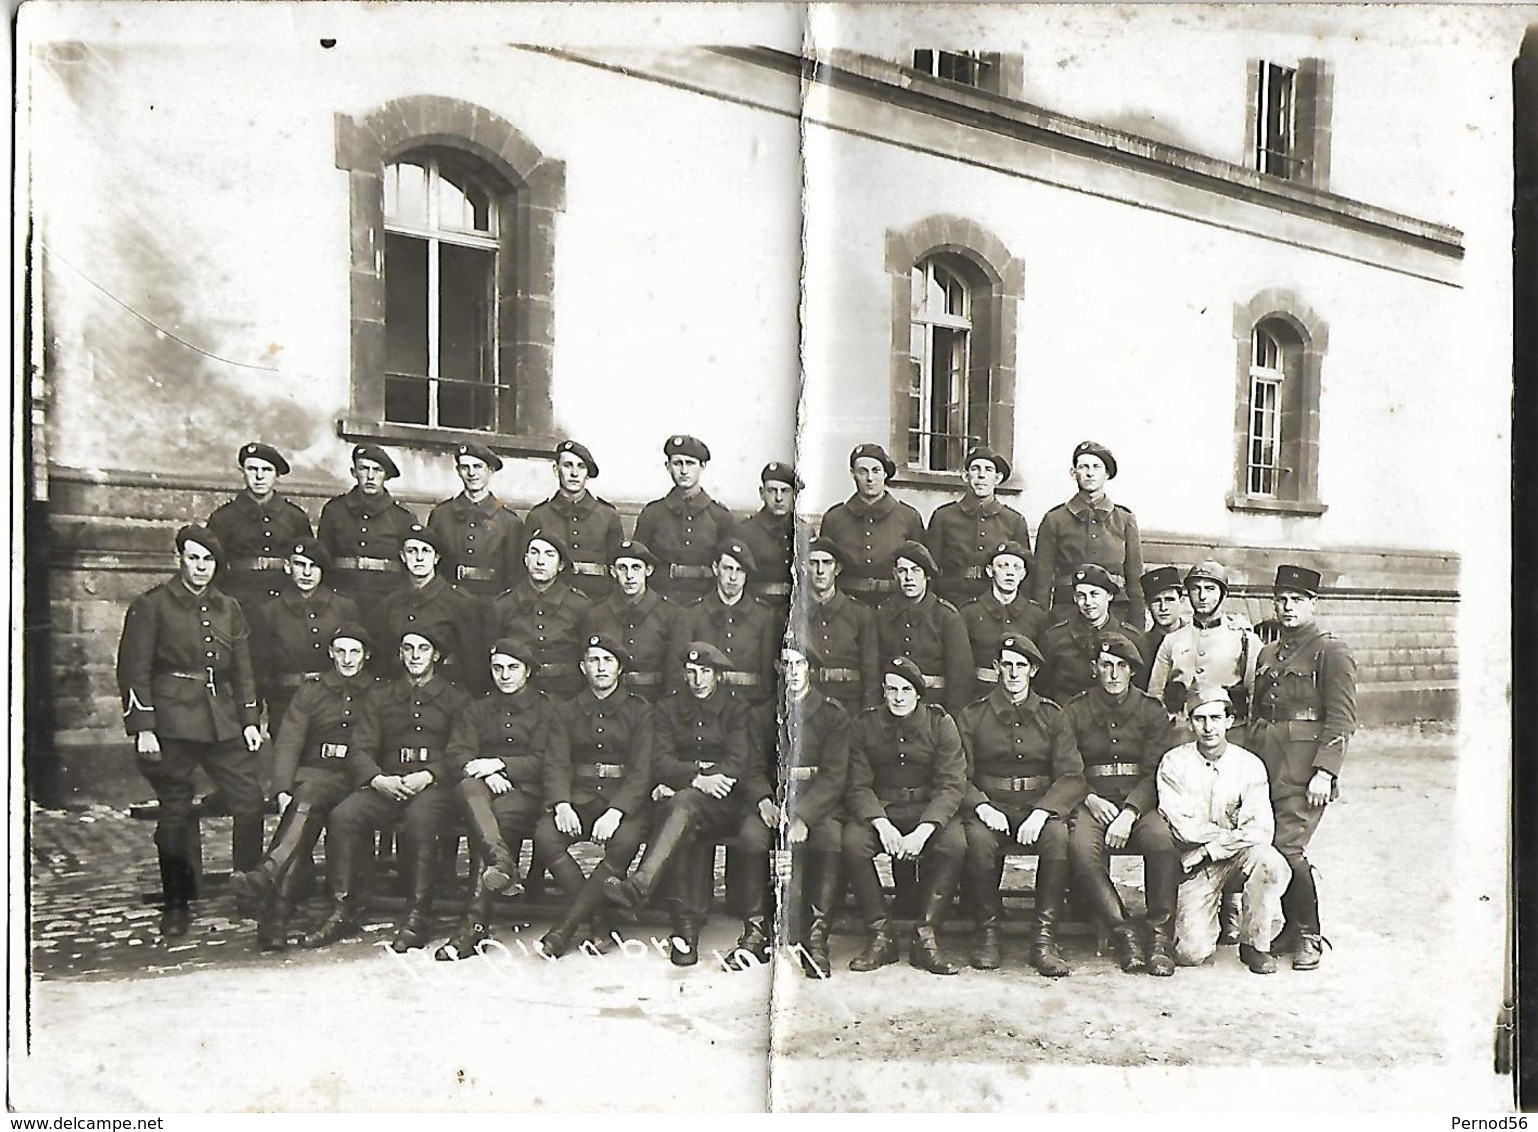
[115, 433, 1356, 978]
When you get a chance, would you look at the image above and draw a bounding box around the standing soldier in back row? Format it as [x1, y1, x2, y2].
[925, 446, 1031, 606]
[734, 461, 812, 615]
[1033, 441, 1146, 628]
[206, 442, 314, 617]
[317, 444, 418, 646]
[426, 442, 525, 598]
[526, 440, 623, 601]
[634, 435, 737, 604]
[819, 443, 925, 608]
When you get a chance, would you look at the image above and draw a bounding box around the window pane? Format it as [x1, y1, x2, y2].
[438, 243, 494, 385]
[384, 374, 429, 426]
[438, 380, 493, 432]
[437, 166, 494, 234]
[385, 233, 429, 378]
[385, 161, 429, 227]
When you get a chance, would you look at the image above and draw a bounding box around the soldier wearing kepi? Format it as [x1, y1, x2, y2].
[791, 536, 880, 710]
[206, 442, 314, 617]
[957, 540, 1049, 699]
[818, 443, 925, 608]
[926, 446, 1032, 606]
[844, 657, 968, 976]
[117, 525, 265, 937]
[1039, 564, 1148, 708]
[1148, 560, 1261, 737]
[1248, 564, 1357, 971]
[874, 541, 975, 716]
[956, 634, 1086, 976]
[587, 540, 681, 702]
[426, 442, 525, 598]
[634, 435, 737, 603]
[492, 529, 593, 700]
[735, 462, 813, 614]
[435, 636, 551, 962]
[675, 539, 777, 706]
[1063, 632, 1181, 976]
[232, 622, 374, 951]
[249, 537, 360, 741]
[1139, 566, 1190, 708]
[1033, 441, 1146, 628]
[298, 628, 472, 952]
[381, 524, 487, 693]
[525, 439, 623, 601]
[317, 443, 417, 642]
[536, 636, 655, 959]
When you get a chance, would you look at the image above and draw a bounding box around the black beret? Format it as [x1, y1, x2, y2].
[175, 524, 225, 563]
[583, 634, 631, 670]
[489, 637, 540, 668]
[1071, 440, 1118, 480]
[1140, 566, 1184, 602]
[805, 536, 849, 566]
[682, 641, 731, 670]
[988, 540, 1031, 573]
[849, 443, 896, 480]
[997, 634, 1045, 669]
[715, 539, 757, 576]
[286, 536, 333, 573]
[780, 635, 824, 669]
[964, 446, 1010, 480]
[1273, 564, 1322, 597]
[524, 527, 571, 566]
[329, 621, 372, 651]
[400, 524, 449, 558]
[1072, 563, 1121, 597]
[351, 443, 401, 479]
[610, 539, 658, 567]
[1095, 632, 1144, 669]
[555, 439, 599, 478]
[892, 540, 938, 576]
[664, 434, 711, 462]
[881, 656, 927, 698]
[760, 461, 803, 490]
[454, 442, 503, 472]
[237, 442, 290, 476]
[398, 626, 444, 652]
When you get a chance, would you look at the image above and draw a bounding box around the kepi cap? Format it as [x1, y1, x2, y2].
[1140, 566, 1183, 602]
[1273, 564, 1322, 597]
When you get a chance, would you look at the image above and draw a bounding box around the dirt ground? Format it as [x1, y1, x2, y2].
[9, 726, 1511, 1112]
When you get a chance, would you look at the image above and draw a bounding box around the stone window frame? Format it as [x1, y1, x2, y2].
[1226, 288, 1329, 516]
[908, 51, 1025, 100]
[885, 215, 1023, 490]
[334, 95, 565, 457]
[1244, 57, 1333, 190]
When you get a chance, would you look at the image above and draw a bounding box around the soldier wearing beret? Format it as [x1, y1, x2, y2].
[957, 540, 1050, 698]
[791, 537, 880, 711]
[1247, 565, 1357, 971]
[492, 529, 594, 700]
[536, 636, 655, 958]
[1140, 565, 1190, 689]
[298, 628, 472, 952]
[736, 461, 813, 615]
[818, 443, 926, 607]
[116, 526, 266, 937]
[206, 442, 315, 616]
[249, 538, 360, 741]
[232, 623, 375, 951]
[1063, 632, 1180, 976]
[381, 524, 488, 693]
[634, 435, 738, 603]
[587, 540, 683, 702]
[674, 539, 777, 705]
[956, 635, 1086, 976]
[1038, 563, 1149, 708]
[434, 637, 552, 962]
[317, 444, 418, 644]
[1149, 560, 1261, 734]
[1032, 441, 1147, 628]
[426, 442, 526, 598]
[925, 446, 1032, 606]
[873, 541, 974, 716]
[843, 656, 969, 975]
[605, 642, 752, 966]
[525, 440, 624, 601]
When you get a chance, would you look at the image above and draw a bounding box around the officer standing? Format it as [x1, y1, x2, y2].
[381, 524, 487, 693]
[925, 446, 1031, 605]
[426, 442, 525, 597]
[818, 443, 925, 607]
[1248, 564, 1357, 971]
[525, 440, 623, 601]
[873, 541, 974, 716]
[734, 462, 813, 613]
[957, 540, 1049, 699]
[790, 536, 879, 710]
[317, 443, 417, 642]
[956, 635, 1086, 976]
[492, 529, 593, 700]
[634, 435, 737, 603]
[116, 526, 265, 937]
[1148, 560, 1261, 734]
[1032, 441, 1146, 627]
[1038, 564, 1148, 707]
[843, 656, 968, 976]
[674, 539, 777, 705]
[587, 540, 681, 702]
[1140, 565, 1190, 704]
[206, 442, 314, 616]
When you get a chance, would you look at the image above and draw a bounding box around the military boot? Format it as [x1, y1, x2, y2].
[909, 854, 962, 975]
[297, 828, 362, 949]
[390, 837, 440, 953]
[801, 854, 841, 979]
[1029, 858, 1072, 977]
[1142, 851, 1180, 977]
[458, 781, 522, 896]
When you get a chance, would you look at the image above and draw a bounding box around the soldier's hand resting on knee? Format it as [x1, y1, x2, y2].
[243, 725, 263, 753]
[1084, 794, 1119, 824]
[1015, 809, 1050, 846]
[135, 731, 163, 762]
[1105, 808, 1137, 850]
[975, 803, 1009, 833]
[370, 774, 412, 802]
[788, 816, 808, 844]
[757, 797, 779, 829]
[462, 758, 504, 779]
[873, 818, 905, 858]
[651, 784, 675, 802]
[692, 773, 735, 800]
[486, 772, 513, 796]
[554, 801, 581, 837]
[899, 823, 935, 859]
[592, 807, 624, 843]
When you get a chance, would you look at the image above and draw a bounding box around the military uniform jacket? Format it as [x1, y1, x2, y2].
[525, 491, 624, 597]
[818, 492, 925, 599]
[774, 689, 850, 828]
[957, 688, 1086, 815]
[874, 590, 975, 715]
[1061, 685, 1172, 815]
[1031, 495, 1146, 625]
[117, 577, 260, 743]
[846, 703, 967, 828]
[958, 591, 1050, 672]
[205, 490, 315, 612]
[1250, 623, 1358, 790]
[348, 673, 471, 787]
[250, 584, 361, 701]
[587, 589, 681, 694]
[925, 494, 1031, 591]
[1148, 616, 1261, 720]
[1038, 615, 1149, 708]
[653, 688, 750, 788]
[444, 685, 550, 792]
[269, 670, 374, 793]
[791, 589, 880, 709]
[544, 688, 654, 815]
[382, 575, 489, 692]
[675, 592, 777, 700]
[426, 492, 525, 595]
[492, 579, 593, 691]
[317, 488, 418, 588]
[633, 488, 737, 598]
[735, 509, 814, 602]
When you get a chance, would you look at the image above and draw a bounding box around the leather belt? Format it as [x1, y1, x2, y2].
[230, 556, 287, 571]
[975, 667, 999, 683]
[456, 565, 497, 582]
[842, 577, 895, 593]
[623, 672, 661, 686]
[885, 786, 930, 803]
[979, 773, 1050, 793]
[164, 670, 209, 681]
[921, 675, 946, 689]
[668, 564, 713, 579]
[334, 556, 401, 572]
[719, 672, 760, 687]
[788, 766, 819, 781]
[961, 566, 985, 580]
[818, 667, 858, 681]
[577, 762, 627, 780]
[754, 582, 792, 596]
[1086, 763, 1142, 778]
[695, 760, 718, 772]
[571, 562, 608, 577]
[274, 672, 323, 688]
[318, 743, 349, 760]
[396, 747, 432, 764]
[1258, 706, 1320, 722]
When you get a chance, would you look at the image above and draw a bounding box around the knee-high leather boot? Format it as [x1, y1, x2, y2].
[1030, 857, 1072, 977]
[234, 803, 310, 916]
[910, 853, 962, 975]
[541, 860, 620, 959]
[390, 836, 440, 952]
[802, 853, 841, 979]
[459, 782, 521, 895]
[255, 805, 329, 950]
[1074, 857, 1144, 972]
[435, 873, 495, 961]
[155, 819, 199, 937]
[297, 827, 362, 948]
[604, 805, 693, 910]
[232, 811, 265, 874]
[846, 853, 896, 972]
[1143, 851, 1180, 977]
[725, 852, 772, 970]
[963, 848, 1003, 970]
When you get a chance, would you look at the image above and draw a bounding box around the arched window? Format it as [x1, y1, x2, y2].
[907, 256, 985, 472]
[1246, 325, 1285, 496]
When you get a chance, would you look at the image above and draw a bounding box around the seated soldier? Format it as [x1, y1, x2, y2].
[1039, 563, 1148, 708]
[957, 540, 1048, 697]
[603, 642, 751, 967]
[435, 636, 550, 962]
[297, 627, 471, 952]
[535, 636, 654, 958]
[586, 539, 681, 702]
[1157, 686, 1290, 974]
[740, 638, 850, 979]
[843, 656, 968, 976]
[956, 635, 1086, 976]
[231, 621, 375, 951]
[1062, 632, 1180, 976]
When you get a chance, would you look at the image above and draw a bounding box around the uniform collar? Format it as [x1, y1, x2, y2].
[165, 577, 207, 607]
[752, 507, 792, 532]
[402, 573, 450, 604]
[394, 673, 449, 700]
[664, 486, 715, 514]
[344, 486, 396, 518]
[1280, 621, 1324, 647]
[956, 492, 1001, 517]
[545, 490, 595, 517]
[988, 686, 1046, 717]
[491, 684, 542, 710]
[1089, 683, 1138, 717]
[235, 490, 283, 515]
[577, 686, 628, 714]
[1065, 493, 1114, 518]
[450, 491, 502, 515]
[890, 588, 936, 613]
[844, 491, 894, 518]
[278, 582, 340, 611]
[321, 669, 370, 691]
[512, 578, 577, 606]
[607, 588, 660, 614]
